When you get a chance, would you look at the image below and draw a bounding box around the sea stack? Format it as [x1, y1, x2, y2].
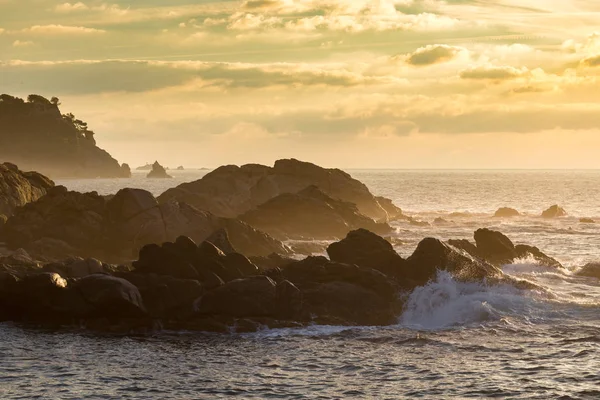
[147, 161, 172, 179]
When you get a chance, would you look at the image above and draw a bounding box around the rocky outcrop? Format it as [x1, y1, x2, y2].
[542, 205, 567, 218]
[3, 187, 290, 262]
[474, 228, 519, 265]
[327, 228, 406, 279]
[158, 159, 398, 220]
[0, 163, 54, 217]
[147, 161, 172, 179]
[494, 207, 520, 218]
[0, 94, 131, 179]
[239, 186, 391, 240]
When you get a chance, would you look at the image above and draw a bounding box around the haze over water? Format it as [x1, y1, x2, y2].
[1, 169, 596, 399]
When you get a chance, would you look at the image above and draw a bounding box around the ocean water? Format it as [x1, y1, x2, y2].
[2, 170, 599, 399]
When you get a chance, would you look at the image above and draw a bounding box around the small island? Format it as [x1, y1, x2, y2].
[146, 161, 172, 179]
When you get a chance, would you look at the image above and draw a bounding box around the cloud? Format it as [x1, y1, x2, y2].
[55, 2, 89, 13]
[12, 40, 34, 47]
[581, 55, 600, 67]
[406, 44, 466, 66]
[22, 25, 106, 35]
[460, 65, 529, 80]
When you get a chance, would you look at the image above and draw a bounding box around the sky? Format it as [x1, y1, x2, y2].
[1, 0, 600, 169]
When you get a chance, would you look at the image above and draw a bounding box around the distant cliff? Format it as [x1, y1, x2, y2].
[0, 94, 130, 178]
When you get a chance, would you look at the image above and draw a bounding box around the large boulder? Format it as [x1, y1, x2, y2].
[326, 229, 406, 279]
[268, 256, 398, 325]
[0, 163, 54, 217]
[240, 186, 391, 240]
[474, 228, 518, 265]
[542, 205, 567, 218]
[405, 238, 503, 287]
[158, 158, 397, 220]
[494, 207, 520, 218]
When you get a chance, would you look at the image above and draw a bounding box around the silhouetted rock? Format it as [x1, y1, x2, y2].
[474, 228, 518, 265]
[515, 245, 562, 268]
[0, 94, 130, 178]
[158, 158, 398, 220]
[494, 207, 520, 218]
[177, 166, 184, 171]
[375, 196, 406, 220]
[205, 229, 237, 254]
[405, 238, 503, 286]
[542, 205, 567, 218]
[577, 263, 600, 279]
[240, 186, 392, 240]
[327, 229, 406, 279]
[0, 163, 54, 217]
[4, 187, 290, 262]
[447, 239, 481, 259]
[147, 161, 172, 179]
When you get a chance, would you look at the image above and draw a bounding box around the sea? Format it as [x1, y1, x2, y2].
[1, 170, 599, 399]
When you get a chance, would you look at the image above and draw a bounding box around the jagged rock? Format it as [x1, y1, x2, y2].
[447, 239, 481, 259]
[375, 196, 406, 219]
[195, 276, 278, 318]
[0, 94, 130, 178]
[0, 162, 54, 217]
[542, 205, 567, 218]
[405, 238, 502, 286]
[515, 245, 562, 268]
[327, 229, 406, 279]
[494, 207, 520, 218]
[147, 161, 172, 179]
[240, 185, 391, 240]
[474, 228, 518, 265]
[4, 187, 290, 262]
[158, 158, 396, 220]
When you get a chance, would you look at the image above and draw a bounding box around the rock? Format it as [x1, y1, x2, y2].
[147, 161, 172, 179]
[0, 94, 130, 178]
[289, 241, 327, 256]
[447, 239, 481, 259]
[177, 166, 184, 171]
[494, 207, 520, 218]
[205, 229, 237, 254]
[72, 274, 146, 319]
[134, 243, 199, 280]
[195, 276, 278, 318]
[158, 158, 395, 220]
[240, 185, 392, 240]
[249, 253, 295, 271]
[0, 162, 54, 217]
[269, 257, 398, 325]
[515, 245, 562, 268]
[577, 263, 600, 279]
[580, 218, 595, 224]
[405, 238, 502, 287]
[62, 258, 105, 278]
[120, 163, 131, 178]
[474, 228, 518, 265]
[433, 217, 450, 225]
[327, 229, 406, 279]
[542, 205, 567, 218]
[374, 196, 406, 219]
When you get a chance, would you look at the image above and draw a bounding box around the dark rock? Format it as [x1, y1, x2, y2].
[62, 257, 105, 278]
[474, 228, 518, 265]
[195, 276, 278, 318]
[240, 185, 392, 240]
[158, 158, 391, 220]
[542, 205, 567, 218]
[515, 245, 563, 268]
[327, 229, 406, 279]
[249, 253, 295, 271]
[494, 207, 520, 218]
[577, 263, 600, 279]
[374, 196, 406, 219]
[447, 239, 481, 259]
[147, 161, 172, 179]
[205, 229, 237, 254]
[580, 218, 595, 224]
[405, 238, 502, 286]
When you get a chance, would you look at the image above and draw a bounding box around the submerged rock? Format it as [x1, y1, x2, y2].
[542, 205, 567, 218]
[158, 158, 398, 220]
[494, 207, 520, 218]
[240, 185, 391, 240]
[580, 218, 595, 224]
[147, 161, 172, 179]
